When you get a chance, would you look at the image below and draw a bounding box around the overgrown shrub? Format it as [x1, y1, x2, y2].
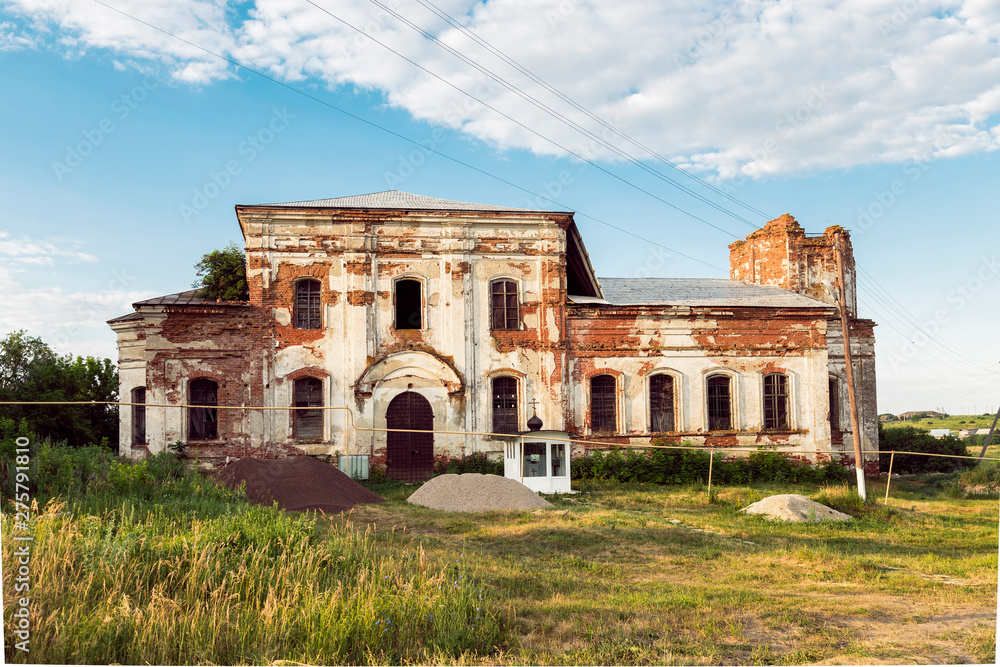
[879, 426, 977, 474]
[435, 452, 504, 476]
[955, 461, 1000, 496]
[571, 443, 852, 486]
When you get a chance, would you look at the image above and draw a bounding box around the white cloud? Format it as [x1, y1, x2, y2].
[0, 19, 38, 50]
[6, 0, 1000, 178]
[0, 230, 99, 264]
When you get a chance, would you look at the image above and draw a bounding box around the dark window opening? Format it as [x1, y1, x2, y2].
[829, 378, 840, 431]
[492, 377, 518, 434]
[295, 279, 322, 329]
[294, 377, 323, 440]
[491, 280, 519, 330]
[132, 387, 146, 446]
[590, 374, 617, 434]
[763, 373, 789, 430]
[707, 375, 732, 431]
[189, 379, 218, 440]
[650, 374, 675, 432]
[395, 279, 422, 330]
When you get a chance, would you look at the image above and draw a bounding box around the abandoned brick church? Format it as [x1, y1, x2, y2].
[108, 190, 878, 479]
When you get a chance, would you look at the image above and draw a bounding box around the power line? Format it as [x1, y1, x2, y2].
[363, 0, 762, 228]
[88, 0, 725, 273]
[302, 0, 745, 239]
[409, 0, 773, 221]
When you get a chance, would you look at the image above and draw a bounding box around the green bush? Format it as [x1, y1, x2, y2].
[956, 461, 1000, 496]
[879, 426, 976, 474]
[435, 452, 504, 476]
[571, 442, 851, 486]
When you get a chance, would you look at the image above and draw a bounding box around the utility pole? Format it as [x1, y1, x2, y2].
[834, 231, 867, 500]
[977, 371, 999, 460]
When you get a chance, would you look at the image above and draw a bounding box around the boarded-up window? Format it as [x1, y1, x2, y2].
[590, 374, 617, 434]
[649, 374, 675, 432]
[294, 377, 323, 440]
[763, 373, 789, 430]
[132, 387, 146, 445]
[706, 375, 732, 431]
[395, 279, 422, 329]
[295, 279, 322, 329]
[492, 377, 518, 434]
[189, 379, 218, 440]
[491, 280, 519, 330]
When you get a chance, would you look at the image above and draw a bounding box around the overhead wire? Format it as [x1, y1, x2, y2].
[408, 0, 773, 221]
[301, 0, 745, 239]
[362, 0, 762, 228]
[88, 0, 727, 273]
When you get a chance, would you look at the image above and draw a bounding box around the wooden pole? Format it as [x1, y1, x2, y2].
[834, 231, 867, 500]
[708, 453, 714, 499]
[884, 451, 895, 505]
[977, 400, 1000, 460]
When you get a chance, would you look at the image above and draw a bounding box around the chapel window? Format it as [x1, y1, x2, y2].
[490, 279, 519, 330]
[132, 387, 146, 446]
[293, 377, 323, 440]
[189, 378, 218, 440]
[763, 373, 789, 430]
[395, 279, 422, 330]
[649, 374, 675, 432]
[295, 279, 322, 329]
[829, 378, 840, 431]
[706, 375, 732, 431]
[491, 376, 519, 434]
[590, 374, 617, 434]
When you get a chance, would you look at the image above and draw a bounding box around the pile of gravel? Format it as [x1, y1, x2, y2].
[741, 494, 852, 522]
[407, 473, 554, 512]
[216, 456, 385, 514]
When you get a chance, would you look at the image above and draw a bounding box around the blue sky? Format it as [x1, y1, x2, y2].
[1, 0, 998, 415]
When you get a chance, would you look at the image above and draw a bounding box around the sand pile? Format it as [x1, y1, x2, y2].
[407, 473, 553, 512]
[741, 494, 852, 522]
[216, 456, 385, 514]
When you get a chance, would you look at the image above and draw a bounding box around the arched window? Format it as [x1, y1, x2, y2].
[293, 377, 323, 440]
[490, 279, 519, 330]
[649, 374, 675, 432]
[763, 373, 789, 430]
[395, 279, 422, 329]
[131, 387, 146, 445]
[491, 377, 518, 434]
[295, 279, 322, 329]
[706, 375, 732, 431]
[590, 374, 617, 434]
[189, 379, 218, 440]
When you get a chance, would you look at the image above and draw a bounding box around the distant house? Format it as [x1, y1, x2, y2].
[976, 428, 995, 436]
[958, 429, 976, 438]
[900, 411, 946, 421]
[929, 429, 953, 439]
[879, 414, 898, 422]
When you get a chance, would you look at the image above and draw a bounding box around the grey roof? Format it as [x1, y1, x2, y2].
[106, 311, 141, 324]
[132, 289, 248, 308]
[570, 278, 832, 308]
[244, 190, 566, 213]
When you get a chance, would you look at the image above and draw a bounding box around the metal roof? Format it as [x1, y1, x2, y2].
[132, 289, 248, 308]
[243, 190, 567, 213]
[569, 278, 832, 308]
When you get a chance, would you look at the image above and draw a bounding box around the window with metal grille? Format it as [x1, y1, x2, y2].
[395, 279, 422, 329]
[649, 374, 675, 432]
[189, 379, 218, 440]
[491, 377, 518, 434]
[706, 375, 732, 431]
[295, 279, 322, 329]
[132, 387, 146, 445]
[491, 279, 519, 330]
[763, 373, 789, 430]
[294, 377, 323, 440]
[828, 378, 839, 431]
[590, 374, 617, 433]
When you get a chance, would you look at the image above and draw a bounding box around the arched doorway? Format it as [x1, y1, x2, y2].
[386, 391, 434, 482]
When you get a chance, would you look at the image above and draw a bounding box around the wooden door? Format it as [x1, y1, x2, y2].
[386, 391, 434, 482]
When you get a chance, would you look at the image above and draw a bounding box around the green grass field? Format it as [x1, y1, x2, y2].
[882, 413, 997, 432]
[4, 449, 997, 665]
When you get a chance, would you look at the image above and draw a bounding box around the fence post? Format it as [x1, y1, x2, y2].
[707, 453, 714, 499]
[884, 451, 895, 505]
